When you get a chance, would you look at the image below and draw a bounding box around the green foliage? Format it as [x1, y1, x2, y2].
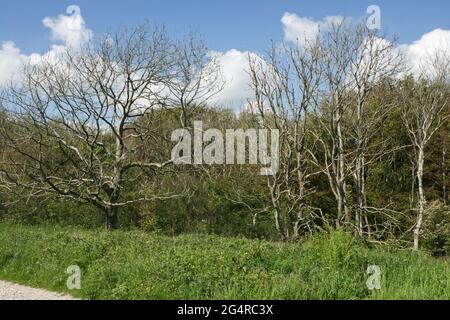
[0, 197, 104, 228]
[423, 201, 450, 256]
[1, 96, 448, 244]
[0, 223, 448, 300]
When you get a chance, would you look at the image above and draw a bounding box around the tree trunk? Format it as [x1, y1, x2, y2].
[413, 148, 426, 251]
[443, 148, 448, 205]
[106, 206, 118, 231]
[273, 208, 285, 240]
[355, 95, 366, 236]
[293, 204, 306, 240]
[293, 176, 306, 239]
[354, 149, 367, 236]
[333, 104, 348, 229]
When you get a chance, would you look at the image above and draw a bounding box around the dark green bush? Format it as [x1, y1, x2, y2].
[423, 201, 450, 257]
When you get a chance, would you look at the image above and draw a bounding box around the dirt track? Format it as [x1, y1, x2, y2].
[0, 280, 76, 300]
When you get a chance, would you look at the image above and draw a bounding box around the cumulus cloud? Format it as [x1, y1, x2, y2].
[281, 12, 450, 79]
[212, 21, 450, 109]
[0, 6, 92, 87]
[210, 49, 257, 108]
[281, 12, 343, 46]
[2, 6, 449, 105]
[0, 42, 27, 85]
[42, 5, 92, 48]
[213, 13, 348, 109]
[401, 28, 450, 76]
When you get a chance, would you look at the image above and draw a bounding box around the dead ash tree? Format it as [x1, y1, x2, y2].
[347, 27, 403, 236]
[248, 40, 323, 241]
[399, 52, 450, 250]
[308, 21, 404, 234]
[309, 21, 357, 229]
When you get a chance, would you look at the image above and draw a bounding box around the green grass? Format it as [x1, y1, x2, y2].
[0, 222, 449, 300]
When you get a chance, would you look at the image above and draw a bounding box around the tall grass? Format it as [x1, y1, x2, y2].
[0, 222, 448, 300]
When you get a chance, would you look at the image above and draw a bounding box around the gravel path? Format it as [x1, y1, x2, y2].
[0, 280, 76, 300]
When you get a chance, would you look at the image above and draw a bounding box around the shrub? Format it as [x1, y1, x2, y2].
[422, 201, 450, 256]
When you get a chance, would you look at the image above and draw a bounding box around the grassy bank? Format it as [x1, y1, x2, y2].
[0, 222, 448, 300]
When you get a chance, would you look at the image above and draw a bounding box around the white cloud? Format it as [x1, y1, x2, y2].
[42, 5, 92, 48]
[281, 12, 450, 78]
[2, 6, 450, 102]
[0, 6, 92, 87]
[211, 49, 257, 108]
[281, 12, 343, 46]
[401, 28, 450, 77]
[0, 42, 27, 85]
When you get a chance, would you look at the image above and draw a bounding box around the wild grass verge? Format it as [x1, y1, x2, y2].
[0, 222, 448, 300]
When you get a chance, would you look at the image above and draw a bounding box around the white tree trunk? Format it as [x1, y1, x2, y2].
[413, 148, 426, 251]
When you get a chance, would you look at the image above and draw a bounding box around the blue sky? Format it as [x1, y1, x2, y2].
[1, 0, 449, 54]
[1, 1, 449, 108]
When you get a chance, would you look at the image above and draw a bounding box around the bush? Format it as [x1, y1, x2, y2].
[0, 197, 104, 229]
[423, 201, 450, 256]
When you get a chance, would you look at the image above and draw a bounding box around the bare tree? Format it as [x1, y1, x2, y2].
[399, 52, 450, 250]
[0, 25, 222, 230]
[347, 27, 403, 236]
[309, 21, 357, 228]
[248, 40, 323, 240]
[308, 21, 404, 234]
[167, 33, 225, 128]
